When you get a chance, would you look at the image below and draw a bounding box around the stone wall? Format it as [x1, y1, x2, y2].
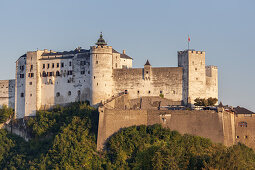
[206, 65, 218, 99]
[235, 114, 255, 150]
[0, 80, 15, 109]
[97, 107, 236, 150]
[97, 106, 148, 150]
[112, 66, 183, 102]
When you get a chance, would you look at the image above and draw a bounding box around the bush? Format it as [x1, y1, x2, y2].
[194, 98, 218, 106]
[0, 105, 14, 124]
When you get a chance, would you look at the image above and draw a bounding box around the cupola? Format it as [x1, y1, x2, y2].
[96, 32, 107, 47]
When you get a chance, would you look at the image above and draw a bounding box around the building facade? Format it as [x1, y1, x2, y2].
[0, 34, 218, 118]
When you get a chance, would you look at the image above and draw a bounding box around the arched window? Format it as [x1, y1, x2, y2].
[238, 122, 247, 127]
[56, 71, 60, 76]
[56, 92, 60, 97]
[68, 91, 71, 96]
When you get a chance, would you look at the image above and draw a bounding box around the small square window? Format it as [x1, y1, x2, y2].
[47, 64, 50, 69]
[21, 93, 24, 97]
[68, 91, 71, 96]
[236, 136, 239, 139]
[29, 82, 32, 85]
[52, 63, 54, 68]
[61, 63, 64, 68]
[43, 64, 45, 69]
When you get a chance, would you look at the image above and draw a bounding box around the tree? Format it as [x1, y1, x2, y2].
[194, 98, 218, 107]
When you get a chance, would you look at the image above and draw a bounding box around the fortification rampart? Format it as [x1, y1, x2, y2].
[0, 80, 15, 109]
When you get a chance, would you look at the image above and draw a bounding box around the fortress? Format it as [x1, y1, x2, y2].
[1, 34, 254, 151]
[0, 33, 218, 118]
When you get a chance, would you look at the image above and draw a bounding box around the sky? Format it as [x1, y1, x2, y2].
[0, 0, 254, 111]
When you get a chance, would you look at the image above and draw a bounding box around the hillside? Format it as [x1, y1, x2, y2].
[0, 103, 255, 169]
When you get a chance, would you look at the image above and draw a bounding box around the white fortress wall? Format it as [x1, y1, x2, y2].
[15, 55, 27, 118]
[0, 80, 15, 109]
[206, 65, 218, 99]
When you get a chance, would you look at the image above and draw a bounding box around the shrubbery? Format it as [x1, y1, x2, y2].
[0, 105, 14, 124]
[194, 97, 218, 107]
[0, 102, 255, 169]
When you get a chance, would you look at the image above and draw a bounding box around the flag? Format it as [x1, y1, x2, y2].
[188, 35, 190, 42]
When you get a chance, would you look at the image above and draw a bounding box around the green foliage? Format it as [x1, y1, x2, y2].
[0, 103, 255, 169]
[159, 93, 164, 98]
[194, 97, 218, 106]
[0, 105, 14, 124]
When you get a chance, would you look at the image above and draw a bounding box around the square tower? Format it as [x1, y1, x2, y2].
[178, 50, 206, 105]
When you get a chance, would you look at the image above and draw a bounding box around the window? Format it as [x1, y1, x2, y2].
[137, 90, 140, 94]
[245, 136, 248, 139]
[236, 136, 239, 139]
[195, 68, 197, 71]
[94, 76, 95, 79]
[30, 94, 32, 97]
[20, 74, 24, 78]
[47, 64, 50, 69]
[20, 65, 24, 71]
[146, 71, 149, 74]
[196, 78, 198, 80]
[160, 90, 163, 94]
[67, 70, 72, 75]
[49, 79, 53, 84]
[78, 90, 81, 96]
[57, 63, 59, 68]
[56, 71, 60, 76]
[20, 93, 24, 97]
[238, 122, 247, 127]
[61, 63, 64, 68]
[42, 71, 47, 77]
[148, 91, 151, 94]
[116, 63, 117, 68]
[29, 82, 32, 85]
[68, 91, 71, 96]
[88, 71, 90, 74]
[43, 64, 45, 69]
[28, 73, 34, 78]
[81, 71, 85, 75]
[80, 61, 86, 66]
[49, 72, 53, 76]
[52, 63, 54, 68]
[69, 61, 72, 66]
[96, 61, 98, 64]
[30, 65, 33, 70]
[56, 92, 60, 97]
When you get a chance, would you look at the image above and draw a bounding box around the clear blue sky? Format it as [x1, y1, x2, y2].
[0, 0, 254, 111]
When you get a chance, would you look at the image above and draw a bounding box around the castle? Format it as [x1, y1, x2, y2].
[1, 34, 255, 151]
[0, 33, 218, 118]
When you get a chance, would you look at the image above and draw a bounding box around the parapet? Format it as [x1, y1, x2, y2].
[178, 50, 205, 55]
[206, 65, 218, 69]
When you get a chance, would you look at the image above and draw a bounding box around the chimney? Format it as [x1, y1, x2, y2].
[123, 50, 126, 54]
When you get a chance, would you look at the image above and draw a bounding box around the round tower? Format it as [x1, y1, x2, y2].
[90, 33, 113, 105]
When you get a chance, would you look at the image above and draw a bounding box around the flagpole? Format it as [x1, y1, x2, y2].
[188, 35, 189, 50]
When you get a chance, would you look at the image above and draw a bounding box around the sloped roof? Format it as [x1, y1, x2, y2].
[112, 49, 132, 59]
[233, 106, 255, 114]
[42, 49, 89, 56]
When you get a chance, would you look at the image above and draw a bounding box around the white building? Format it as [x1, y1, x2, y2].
[0, 33, 218, 118]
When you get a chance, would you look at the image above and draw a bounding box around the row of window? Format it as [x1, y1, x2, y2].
[20, 90, 81, 98]
[43, 62, 65, 69]
[56, 90, 81, 97]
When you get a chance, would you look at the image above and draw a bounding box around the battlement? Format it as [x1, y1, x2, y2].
[91, 46, 112, 50]
[206, 65, 218, 69]
[178, 50, 205, 55]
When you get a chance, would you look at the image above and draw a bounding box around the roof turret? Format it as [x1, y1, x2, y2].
[144, 59, 151, 66]
[96, 32, 107, 47]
